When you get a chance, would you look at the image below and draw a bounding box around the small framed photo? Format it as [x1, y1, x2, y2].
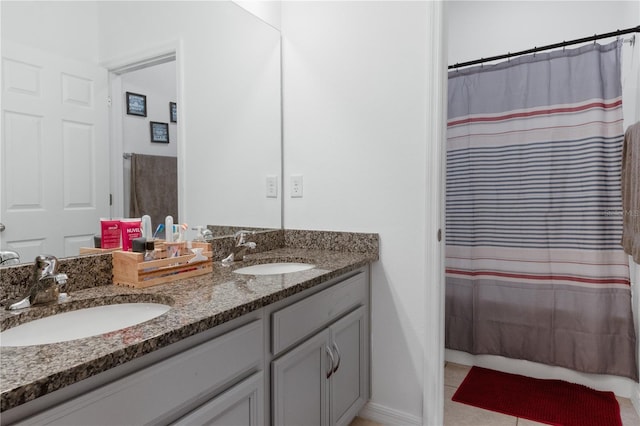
[126, 92, 147, 117]
[150, 121, 169, 143]
[169, 102, 177, 123]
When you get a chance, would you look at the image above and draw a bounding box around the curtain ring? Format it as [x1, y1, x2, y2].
[563, 42, 566, 52]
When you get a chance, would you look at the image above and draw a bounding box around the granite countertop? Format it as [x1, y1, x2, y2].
[0, 247, 377, 412]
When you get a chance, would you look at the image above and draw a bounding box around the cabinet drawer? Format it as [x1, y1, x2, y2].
[171, 372, 263, 426]
[272, 271, 366, 356]
[19, 319, 263, 426]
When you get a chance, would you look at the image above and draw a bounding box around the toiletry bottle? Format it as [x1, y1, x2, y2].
[165, 216, 174, 242]
[141, 215, 152, 240]
[144, 240, 156, 261]
[100, 218, 121, 249]
[121, 218, 142, 252]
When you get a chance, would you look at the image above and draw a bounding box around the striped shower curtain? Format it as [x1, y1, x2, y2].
[445, 41, 638, 379]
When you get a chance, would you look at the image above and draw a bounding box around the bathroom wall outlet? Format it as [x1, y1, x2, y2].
[291, 175, 303, 198]
[266, 176, 278, 198]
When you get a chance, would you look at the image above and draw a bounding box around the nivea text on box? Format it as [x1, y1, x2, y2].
[121, 219, 142, 252]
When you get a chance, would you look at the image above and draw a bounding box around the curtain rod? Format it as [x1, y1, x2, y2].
[448, 25, 640, 70]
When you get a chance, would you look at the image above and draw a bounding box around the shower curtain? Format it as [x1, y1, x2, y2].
[445, 41, 638, 379]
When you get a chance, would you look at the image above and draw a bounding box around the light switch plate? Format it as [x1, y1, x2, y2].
[266, 176, 278, 198]
[291, 175, 303, 198]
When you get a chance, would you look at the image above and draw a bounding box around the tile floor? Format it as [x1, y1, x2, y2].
[349, 417, 383, 426]
[350, 363, 640, 426]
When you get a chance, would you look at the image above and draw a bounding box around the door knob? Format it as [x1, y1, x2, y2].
[0, 223, 5, 232]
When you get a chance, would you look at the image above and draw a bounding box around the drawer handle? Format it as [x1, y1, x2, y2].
[331, 342, 341, 374]
[325, 345, 336, 379]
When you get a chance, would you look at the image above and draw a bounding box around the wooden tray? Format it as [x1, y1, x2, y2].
[112, 242, 212, 288]
[79, 247, 122, 255]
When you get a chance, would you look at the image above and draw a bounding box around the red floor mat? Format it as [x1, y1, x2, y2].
[452, 366, 622, 426]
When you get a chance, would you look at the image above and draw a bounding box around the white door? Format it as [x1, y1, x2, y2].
[1, 41, 110, 262]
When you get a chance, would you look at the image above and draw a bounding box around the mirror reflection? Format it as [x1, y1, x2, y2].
[0, 1, 282, 264]
[119, 60, 179, 231]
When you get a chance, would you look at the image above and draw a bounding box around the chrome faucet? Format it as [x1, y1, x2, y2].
[222, 230, 256, 263]
[7, 255, 68, 310]
[202, 228, 214, 243]
[0, 250, 20, 265]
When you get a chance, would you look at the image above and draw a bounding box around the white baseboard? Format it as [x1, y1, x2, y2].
[358, 401, 422, 426]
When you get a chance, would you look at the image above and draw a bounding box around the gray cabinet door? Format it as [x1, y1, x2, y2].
[171, 372, 264, 426]
[272, 329, 331, 426]
[329, 306, 367, 426]
[272, 306, 367, 426]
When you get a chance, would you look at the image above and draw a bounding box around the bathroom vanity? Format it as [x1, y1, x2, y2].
[0, 237, 377, 426]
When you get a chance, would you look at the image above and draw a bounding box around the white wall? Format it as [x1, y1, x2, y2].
[97, 1, 282, 230]
[121, 61, 178, 158]
[282, 0, 638, 422]
[0, 1, 99, 63]
[447, 0, 640, 406]
[235, 0, 282, 30]
[281, 1, 431, 422]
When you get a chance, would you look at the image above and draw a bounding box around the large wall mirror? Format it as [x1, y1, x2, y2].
[0, 1, 282, 264]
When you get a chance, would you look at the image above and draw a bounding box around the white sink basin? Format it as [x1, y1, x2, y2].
[233, 262, 315, 275]
[0, 303, 171, 347]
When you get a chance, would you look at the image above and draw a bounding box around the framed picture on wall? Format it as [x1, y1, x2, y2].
[150, 121, 169, 143]
[126, 92, 147, 117]
[169, 102, 177, 123]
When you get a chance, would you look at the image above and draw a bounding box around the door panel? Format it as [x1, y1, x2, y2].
[272, 329, 330, 426]
[4, 111, 44, 209]
[171, 372, 264, 426]
[1, 41, 109, 260]
[330, 307, 367, 426]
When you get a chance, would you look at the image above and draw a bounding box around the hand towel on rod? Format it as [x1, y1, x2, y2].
[130, 153, 178, 230]
[621, 121, 640, 264]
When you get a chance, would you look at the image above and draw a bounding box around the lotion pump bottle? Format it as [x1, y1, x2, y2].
[141, 215, 152, 240]
[165, 216, 174, 242]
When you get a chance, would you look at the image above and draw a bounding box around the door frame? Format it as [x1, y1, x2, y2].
[423, 2, 447, 425]
[101, 40, 184, 221]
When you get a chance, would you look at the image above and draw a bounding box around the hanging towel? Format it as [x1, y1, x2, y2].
[130, 153, 178, 229]
[621, 122, 640, 264]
